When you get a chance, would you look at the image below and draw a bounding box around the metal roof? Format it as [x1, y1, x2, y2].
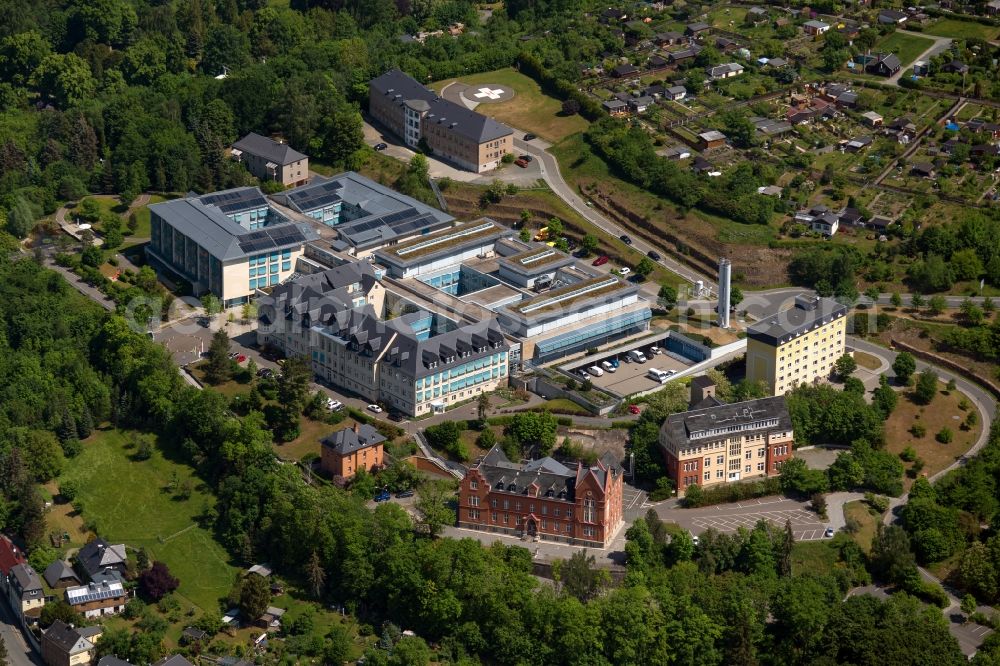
[746, 295, 848, 345]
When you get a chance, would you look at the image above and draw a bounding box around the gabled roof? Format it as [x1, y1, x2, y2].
[44, 620, 94, 656]
[153, 657, 196, 666]
[98, 657, 135, 666]
[44, 560, 80, 587]
[0, 535, 26, 576]
[370, 69, 513, 143]
[77, 539, 127, 577]
[66, 580, 126, 606]
[10, 563, 42, 593]
[232, 133, 306, 166]
[470, 445, 620, 498]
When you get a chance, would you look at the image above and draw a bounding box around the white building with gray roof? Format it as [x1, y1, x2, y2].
[147, 186, 319, 307]
[231, 132, 308, 188]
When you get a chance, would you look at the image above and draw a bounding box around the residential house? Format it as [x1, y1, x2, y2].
[685, 22, 711, 36]
[692, 155, 715, 173]
[860, 111, 883, 128]
[837, 23, 861, 42]
[665, 85, 687, 100]
[869, 215, 894, 231]
[320, 423, 386, 479]
[803, 20, 830, 35]
[457, 446, 624, 547]
[44, 561, 81, 589]
[642, 84, 667, 99]
[65, 581, 128, 619]
[654, 31, 684, 45]
[41, 620, 100, 666]
[648, 54, 668, 69]
[231, 133, 308, 188]
[753, 117, 793, 138]
[602, 100, 628, 116]
[180, 628, 208, 647]
[911, 162, 936, 178]
[866, 53, 901, 77]
[765, 57, 789, 69]
[878, 9, 908, 24]
[913, 60, 929, 75]
[706, 63, 744, 80]
[612, 63, 640, 78]
[715, 37, 739, 52]
[698, 130, 727, 150]
[0, 535, 27, 578]
[659, 396, 794, 494]
[747, 6, 769, 23]
[989, 0, 1000, 14]
[76, 539, 127, 583]
[628, 95, 654, 114]
[7, 563, 44, 620]
[369, 69, 513, 173]
[659, 145, 692, 160]
[811, 212, 840, 236]
[972, 144, 1000, 160]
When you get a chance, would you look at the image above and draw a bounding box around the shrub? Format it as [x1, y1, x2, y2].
[899, 446, 917, 462]
[910, 422, 926, 438]
[683, 477, 782, 508]
[936, 427, 953, 444]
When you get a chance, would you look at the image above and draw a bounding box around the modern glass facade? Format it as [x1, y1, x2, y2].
[535, 310, 652, 361]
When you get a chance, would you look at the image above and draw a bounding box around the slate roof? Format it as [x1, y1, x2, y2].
[690, 375, 716, 390]
[10, 563, 42, 593]
[370, 69, 513, 143]
[383, 314, 509, 380]
[97, 657, 135, 666]
[153, 657, 196, 666]
[44, 620, 93, 656]
[43, 560, 80, 588]
[77, 539, 127, 578]
[661, 396, 792, 446]
[150, 189, 318, 262]
[232, 133, 306, 166]
[321, 423, 386, 456]
[747, 295, 848, 345]
[470, 446, 620, 499]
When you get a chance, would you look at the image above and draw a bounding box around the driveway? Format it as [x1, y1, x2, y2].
[0, 599, 42, 666]
[646, 496, 830, 541]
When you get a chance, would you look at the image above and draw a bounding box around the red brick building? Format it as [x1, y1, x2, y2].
[457, 447, 624, 548]
[320, 423, 386, 480]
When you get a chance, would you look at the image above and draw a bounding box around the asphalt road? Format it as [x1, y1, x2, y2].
[0, 598, 42, 666]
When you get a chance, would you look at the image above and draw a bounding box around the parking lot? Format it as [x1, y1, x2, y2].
[651, 497, 830, 541]
[570, 344, 692, 396]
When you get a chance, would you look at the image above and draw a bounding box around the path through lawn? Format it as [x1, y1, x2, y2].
[59, 429, 237, 611]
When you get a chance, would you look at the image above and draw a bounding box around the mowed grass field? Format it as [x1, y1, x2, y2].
[430, 68, 589, 143]
[876, 31, 936, 66]
[924, 18, 1000, 41]
[58, 429, 237, 610]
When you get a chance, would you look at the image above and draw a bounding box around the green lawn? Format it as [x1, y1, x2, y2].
[129, 194, 168, 238]
[876, 31, 936, 67]
[430, 67, 589, 143]
[923, 18, 1000, 41]
[791, 540, 839, 577]
[58, 429, 237, 611]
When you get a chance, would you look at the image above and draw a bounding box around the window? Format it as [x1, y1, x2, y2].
[583, 497, 595, 522]
[716, 455, 724, 464]
[757, 462, 765, 471]
[470, 496, 479, 507]
[281, 261, 291, 271]
[491, 512, 497, 522]
[704, 457, 711, 466]
[491, 498, 497, 508]
[270, 264, 278, 274]
[716, 470, 724, 478]
[469, 509, 479, 519]
[758, 448, 765, 457]
[269, 275, 278, 286]
[745, 465, 751, 473]
[704, 472, 710, 481]
[745, 451, 752, 460]
[583, 526, 595, 537]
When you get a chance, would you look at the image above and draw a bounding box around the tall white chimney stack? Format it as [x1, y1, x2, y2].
[718, 258, 731, 329]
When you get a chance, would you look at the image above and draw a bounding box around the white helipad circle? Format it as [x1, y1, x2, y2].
[459, 83, 515, 105]
[474, 87, 505, 100]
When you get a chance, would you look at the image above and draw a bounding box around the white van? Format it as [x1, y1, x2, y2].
[601, 360, 617, 373]
[628, 349, 647, 363]
[587, 365, 604, 377]
[647, 368, 670, 383]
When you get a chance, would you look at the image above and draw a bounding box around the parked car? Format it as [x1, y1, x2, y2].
[628, 349, 647, 363]
[395, 489, 415, 499]
[619, 267, 631, 276]
[367, 404, 383, 413]
[524, 133, 537, 141]
[587, 365, 604, 377]
[647, 250, 661, 261]
[691, 534, 700, 546]
[622, 355, 632, 363]
[824, 527, 835, 538]
[601, 360, 617, 373]
[374, 489, 391, 502]
[620, 234, 632, 245]
[327, 399, 344, 411]
[228, 352, 239, 359]
[236, 354, 247, 363]
[628, 404, 641, 414]
[592, 255, 610, 266]
[578, 369, 590, 378]
[515, 158, 528, 168]
[519, 154, 533, 162]
[374, 143, 388, 151]
[649, 346, 662, 355]
[389, 411, 406, 422]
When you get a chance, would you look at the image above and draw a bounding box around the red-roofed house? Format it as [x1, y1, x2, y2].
[0, 535, 27, 576]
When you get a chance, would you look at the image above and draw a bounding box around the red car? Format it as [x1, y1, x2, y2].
[628, 404, 641, 414]
[236, 354, 247, 363]
[515, 158, 529, 168]
[593, 255, 610, 266]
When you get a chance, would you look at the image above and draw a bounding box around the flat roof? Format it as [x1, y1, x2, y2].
[505, 275, 635, 318]
[374, 218, 509, 267]
[497, 247, 575, 276]
[747, 295, 848, 345]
